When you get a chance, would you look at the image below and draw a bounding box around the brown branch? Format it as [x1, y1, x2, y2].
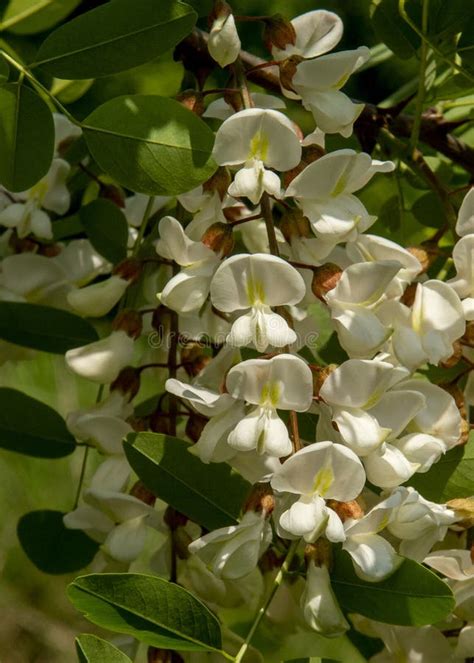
[177, 30, 474, 176]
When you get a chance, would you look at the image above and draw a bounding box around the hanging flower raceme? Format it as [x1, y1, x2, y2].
[155, 215, 220, 314]
[212, 108, 302, 203]
[224, 353, 313, 457]
[210, 253, 306, 351]
[286, 150, 395, 258]
[271, 441, 366, 542]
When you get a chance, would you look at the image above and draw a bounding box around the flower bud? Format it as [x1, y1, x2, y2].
[130, 480, 156, 507]
[400, 282, 417, 307]
[149, 411, 171, 434]
[147, 649, 184, 663]
[39, 243, 62, 257]
[311, 263, 343, 300]
[279, 208, 312, 243]
[151, 305, 169, 343]
[407, 243, 438, 273]
[223, 88, 243, 113]
[110, 366, 141, 401]
[278, 55, 302, 93]
[446, 498, 474, 529]
[65, 330, 135, 383]
[208, 1, 241, 68]
[201, 222, 234, 257]
[202, 166, 231, 200]
[113, 257, 142, 283]
[174, 32, 214, 89]
[67, 275, 129, 317]
[164, 506, 189, 531]
[9, 234, 38, 253]
[326, 499, 364, 522]
[244, 483, 275, 516]
[112, 309, 143, 339]
[312, 364, 337, 398]
[263, 14, 296, 53]
[304, 540, 333, 569]
[185, 413, 208, 442]
[100, 183, 126, 208]
[176, 90, 205, 115]
[301, 561, 349, 637]
[181, 342, 211, 377]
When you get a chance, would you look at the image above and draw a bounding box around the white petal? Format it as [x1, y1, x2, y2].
[191, 401, 245, 463]
[331, 306, 392, 358]
[327, 260, 400, 307]
[279, 495, 328, 540]
[363, 444, 415, 489]
[65, 330, 135, 383]
[160, 266, 214, 314]
[102, 516, 148, 563]
[155, 216, 215, 265]
[455, 187, 474, 236]
[273, 10, 343, 60]
[333, 407, 390, 456]
[228, 406, 292, 457]
[304, 90, 364, 137]
[344, 533, 401, 581]
[294, 47, 370, 92]
[301, 562, 349, 637]
[208, 12, 241, 68]
[165, 378, 233, 417]
[67, 275, 128, 317]
[395, 433, 446, 473]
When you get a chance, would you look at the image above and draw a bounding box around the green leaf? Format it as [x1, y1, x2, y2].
[458, 17, 474, 73]
[412, 192, 446, 228]
[52, 213, 83, 240]
[51, 77, 94, 104]
[80, 199, 128, 264]
[0, 0, 81, 35]
[0, 53, 8, 84]
[371, 0, 420, 59]
[0, 83, 54, 192]
[0, 302, 98, 353]
[332, 549, 455, 626]
[0, 387, 76, 457]
[76, 634, 132, 663]
[124, 432, 251, 530]
[18, 510, 98, 573]
[409, 434, 474, 501]
[33, 0, 196, 79]
[68, 573, 223, 652]
[83, 95, 217, 196]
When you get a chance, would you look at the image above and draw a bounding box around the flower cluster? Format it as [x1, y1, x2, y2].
[2, 5, 473, 662]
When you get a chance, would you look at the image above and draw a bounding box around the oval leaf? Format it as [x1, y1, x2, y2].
[33, 0, 196, 79]
[83, 95, 217, 195]
[0, 0, 81, 35]
[80, 198, 128, 264]
[0, 387, 76, 457]
[125, 432, 250, 530]
[0, 83, 54, 191]
[332, 549, 455, 626]
[18, 510, 99, 574]
[0, 301, 98, 353]
[76, 634, 132, 663]
[68, 573, 223, 652]
[409, 434, 474, 502]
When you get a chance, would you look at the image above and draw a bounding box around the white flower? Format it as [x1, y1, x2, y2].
[156, 216, 220, 314]
[53, 239, 111, 286]
[65, 330, 135, 383]
[67, 275, 129, 317]
[66, 391, 133, 455]
[53, 113, 81, 152]
[225, 354, 313, 457]
[301, 562, 349, 637]
[123, 193, 169, 228]
[325, 261, 401, 358]
[455, 187, 474, 237]
[286, 150, 395, 255]
[178, 186, 228, 241]
[448, 233, 474, 320]
[203, 93, 285, 121]
[212, 108, 302, 203]
[0, 253, 69, 304]
[208, 10, 241, 68]
[272, 9, 343, 61]
[289, 48, 370, 136]
[368, 623, 456, 663]
[343, 491, 403, 581]
[271, 441, 365, 542]
[210, 253, 306, 351]
[188, 510, 272, 580]
[378, 280, 466, 370]
[386, 487, 458, 561]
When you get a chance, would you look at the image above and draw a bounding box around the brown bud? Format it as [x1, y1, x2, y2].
[202, 166, 231, 200]
[311, 263, 343, 300]
[407, 244, 438, 273]
[208, 0, 232, 25]
[164, 506, 189, 531]
[113, 257, 142, 283]
[110, 366, 141, 401]
[147, 650, 184, 663]
[327, 499, 364, 522]
[278, 55, 302, 94]
[263, 14, 296, 52]
[38, 243, 62, 257]
[128, 415, 149, 432]
[9, 234, 37, 253]
[176, 90, 205, 115]
[150, 412, 171, 435]
[462, 321, 474, 347]
[174, 32, 213, 89]
[312, 364, 337, 398]
[304, 539, 332, 569]
[100, 183, 126, 208]
[112, 309, 143, 338]
[446, 497, 474, 529]
[400, 283, 417, 308]
[439, 340, 463, 369]
[223, 88, 243, 113]
[279, 208, 312, 243]
[185, 413, 208, 442]
[151, 305, 169, 342]
[244, 483, 275, 516]
[181, 342, 211, 377]
[259, 548, 285, 573]
[130, 480, 156, 506]
[201, 222, 234, 257]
